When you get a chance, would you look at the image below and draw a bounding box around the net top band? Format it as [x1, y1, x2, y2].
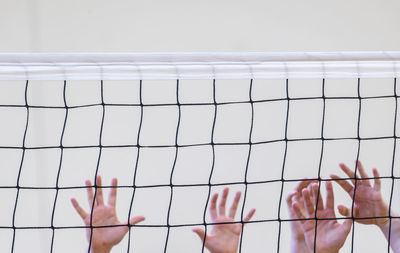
[1, 52, 400, 80]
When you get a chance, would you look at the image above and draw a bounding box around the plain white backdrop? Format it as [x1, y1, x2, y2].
[0, 0, 400, 52]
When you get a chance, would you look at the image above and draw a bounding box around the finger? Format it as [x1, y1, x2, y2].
[325, 181, 335, 210]
[218, 188, 229, 216]
[309, 183, 315, 202]
[312, 183, 324, 211]
[373, 168, 381, 191]
[95, 175, 104, 206]
[295, 179, 318, 195]
[292, 202, 306, 220]
[286, 192, 297, 207]
[108, 178, 118, 207]
[85, 180, 94, 208]
[330, 174, 354, 198]
[339, 163, 357, 185]
[337, 205, 350, 217]
[243, 208, 256, 223]
[228, 191, 241, 219]
[129, 215, 145, 225]
[357, 160, 371, 186]
[209, 193, 218, 220]
[302, 189, 315, 216]
[71, 198, 87, 220]
[192, 228, 206, 242]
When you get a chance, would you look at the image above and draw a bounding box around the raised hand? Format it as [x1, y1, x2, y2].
[292, 181, 353, 253]
[330, 161, 389, 226]
[286, 180, 316, 253]
[331, 161, 400, 253]
[192, 188, 256, 253]
[71, 176, 145, 253]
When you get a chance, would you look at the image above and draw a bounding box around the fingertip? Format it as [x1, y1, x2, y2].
[212, 192, 219, 200]
[112, 178, 118, 186]
[244, 208, 256, 222]
[130, 215, 146, 225]
[223, 187, 229, 195]
[235, 191, 241, 199]
[85, 180, 91, 186]
[192, 227, 205, 240]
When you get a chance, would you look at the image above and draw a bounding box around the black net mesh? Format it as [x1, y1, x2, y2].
[0, 77, 398, 252]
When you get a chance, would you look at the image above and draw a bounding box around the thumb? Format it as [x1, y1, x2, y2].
[192, 228, 206, 242]
[337, 205, 353, 234]
[337, 205, 350, 217]
[341, 218, 353, 234]
[129, 216, 145, 226]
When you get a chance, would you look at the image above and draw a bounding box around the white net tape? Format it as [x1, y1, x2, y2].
[0, 52, 399, 80]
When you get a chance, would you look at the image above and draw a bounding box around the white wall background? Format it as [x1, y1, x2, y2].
[1, 1, 400, 253]
[0, 0, 400, 52]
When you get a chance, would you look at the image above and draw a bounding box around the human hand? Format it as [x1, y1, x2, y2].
[192, 188, 256, 253]
[292, 181, 353, 253]
[71, 176, 145, 253]
[330, 161, 389, 227]
[286, 180, 316, 253]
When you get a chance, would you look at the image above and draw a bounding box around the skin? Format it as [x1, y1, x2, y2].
[287, 180, 317, 253]
[292, 181, 353, 253]
[192, 188, 256, 253]
[331, 161, 400, 253]
[71, 176, 145, 253]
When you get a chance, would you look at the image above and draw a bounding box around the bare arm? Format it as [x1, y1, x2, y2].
[378, 218, 400, 253]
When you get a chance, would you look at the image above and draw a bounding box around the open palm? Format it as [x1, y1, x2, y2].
[292, 182, 353, 253]
[193, 188, 256, 253]
[71, 176, 145, 253]
[330, 161, 389, 225]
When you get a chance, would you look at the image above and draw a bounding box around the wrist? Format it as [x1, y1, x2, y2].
[376, 207, 392, 230]
[211, 250, 236, 253]
[377, 217, 391, 230]
[319, 250, 339, 253]
[90, 246, 112, 253]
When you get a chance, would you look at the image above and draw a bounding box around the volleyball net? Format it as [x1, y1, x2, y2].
[0, 52, 400, 252]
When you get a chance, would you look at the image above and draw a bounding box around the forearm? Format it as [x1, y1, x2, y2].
[378, 218, 400, 253]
